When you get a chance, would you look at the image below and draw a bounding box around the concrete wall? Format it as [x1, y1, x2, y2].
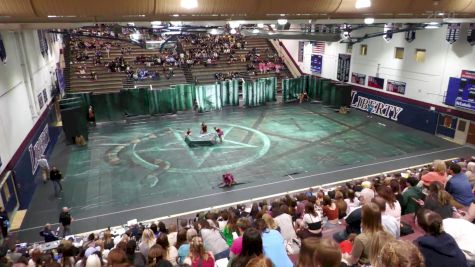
[281, 24, 475, 108]
[0, 30, 61, 174]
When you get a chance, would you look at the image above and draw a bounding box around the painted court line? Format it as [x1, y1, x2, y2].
[15, 146, 465, 233]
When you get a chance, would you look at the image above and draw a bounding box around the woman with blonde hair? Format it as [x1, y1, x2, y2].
[376, 240, 425, 267]
[139, 229, 157, 261]
[369, 231, 396, 266]
[103, 230, 114, 250]
[343, 202, 384, 266]
[261, 214, 279, 231]
[421, 160, 447, 186]
[183, 236, 215, 267]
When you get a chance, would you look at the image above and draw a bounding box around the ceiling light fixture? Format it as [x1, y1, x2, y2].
[230, 28, 237, 34]
[437, 12, 444, 16]
[364, 17, 374, 24]
[181, 0, 198, 9]
[277, 19, 287, 25]
[172, 14, 180, 17]
[355, 0, 371, 9]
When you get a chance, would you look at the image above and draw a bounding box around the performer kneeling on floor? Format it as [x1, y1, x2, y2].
[185, 128, 192, 137]
[222, 172, 236, 187]
[214, 127, 224, 143]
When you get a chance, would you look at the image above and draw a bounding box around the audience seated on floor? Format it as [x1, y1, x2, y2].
[4, 157, 475, 267]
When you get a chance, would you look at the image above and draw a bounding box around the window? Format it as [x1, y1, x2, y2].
[360, 44, 367, 56]
[395, 47, 404, 59]
[415, 49, 426, 63]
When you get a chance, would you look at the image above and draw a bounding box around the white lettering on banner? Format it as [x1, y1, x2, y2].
[350, 91, 404, 121]
[28, 125, 50, 175]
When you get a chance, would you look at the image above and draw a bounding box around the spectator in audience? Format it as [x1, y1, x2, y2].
[175, 229, 188, 265]
[108, 248, 129, 266]
[322, 195, 339, 227]
[273, 205, 297, 242]
[103, 230, 115, 250]
[139, 229, 156, 261]
[344, 189, 360, 214]
[415, 209, 467, 267]
[296, 237, 320, 267]
[335, 191, 348, 219]
[372, 196, 400, 238]
[442, 217, 475, 265]
[223, 212, 238, 246]
[312, 238, 342, 267]
[255, 219, 293, 267]
[167, 224, 178, 247]
[158, 222, 168, 236]
[333, 187, 375, 243]
[390, 179, 404, 205]
[148, 244, 172, 267]
[262, 214, 280, 232]
[245, 257, 273, 267]
[421, 160, 447, 186]
[416, 181, 453, 219]
[126, 240, 146, 267]
[183, 236, 215, 267]
[377, 186, 402, 224]
[368, 231, 396, 266]
[229, 218, 251, 258]
[229, 227, 267, 267]
[402, 176, 424, 214]
[156, 234, 178, 266]
[343, 202, 384, 266]
[377, 240, 425, 267]
[150, 224, 159, 238]
[446, 162, 475, 208]
[39, 223, 58, 243]
[197, 219, 229, 260]
[297, 202, 322, 239]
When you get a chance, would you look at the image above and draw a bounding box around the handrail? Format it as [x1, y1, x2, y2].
[267, 39, 302, 78]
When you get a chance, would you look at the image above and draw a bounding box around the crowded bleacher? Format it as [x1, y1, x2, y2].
[2, 157, 474, 267]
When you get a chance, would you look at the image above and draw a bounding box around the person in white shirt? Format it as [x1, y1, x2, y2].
[372, 197, 400, 238]
[344, 190, 361, 214]
[442, 217, 475, 265]
[273, 205, 297, 242]
[38, 155, 50, 184]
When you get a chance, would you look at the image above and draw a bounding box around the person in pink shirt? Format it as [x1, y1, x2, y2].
[422, 160, 447, 186]
[229, 218, 251, 258]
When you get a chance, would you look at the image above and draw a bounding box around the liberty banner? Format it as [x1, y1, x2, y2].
[310, 54, 323, 74]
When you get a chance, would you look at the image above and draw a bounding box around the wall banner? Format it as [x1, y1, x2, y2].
[351, 72, 366, 85]
[337, 54, 351, 82]
[387, 80, 406, 95]
[310, 54, 323, 74]
[368, 76, 385, 89]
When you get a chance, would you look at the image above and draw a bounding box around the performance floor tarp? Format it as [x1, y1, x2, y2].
[17, 103, 469, 242]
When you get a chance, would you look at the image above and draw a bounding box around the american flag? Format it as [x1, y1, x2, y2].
[312, 41, 325, 54]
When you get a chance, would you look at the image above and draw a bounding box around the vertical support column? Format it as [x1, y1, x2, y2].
[14, 32, 39, 118]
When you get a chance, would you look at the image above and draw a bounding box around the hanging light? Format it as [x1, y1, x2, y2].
[277, 19, 287, 25]
[181, 0, 198, 9]
[364, 17, 374, 24]
[355, 0, 371, 9]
